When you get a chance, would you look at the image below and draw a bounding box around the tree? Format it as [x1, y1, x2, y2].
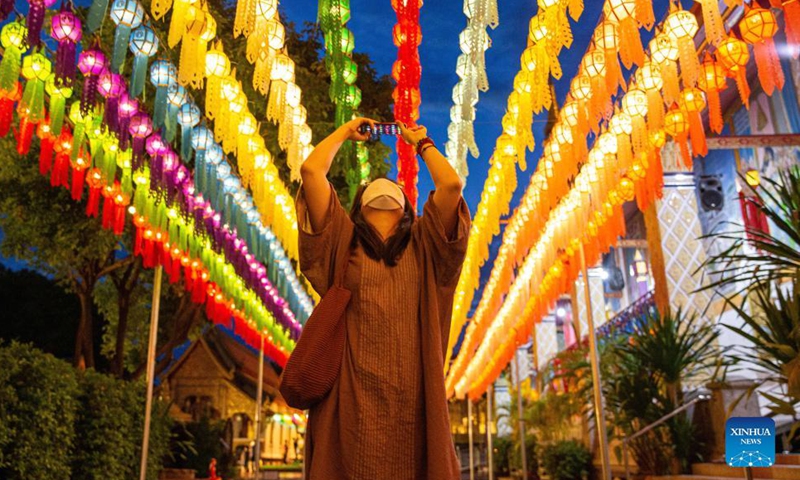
[0, 139, 132, 369]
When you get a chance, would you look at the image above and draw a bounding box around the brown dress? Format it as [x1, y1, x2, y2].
[297, 185, 470, 480]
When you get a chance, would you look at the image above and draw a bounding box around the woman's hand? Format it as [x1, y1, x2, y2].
[399, 122, 427, 147]
[341, 117, 377, 142]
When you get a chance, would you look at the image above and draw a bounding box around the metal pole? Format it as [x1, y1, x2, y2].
[468, 398, 475, 480]
[579, 244, 612, 480]
[139, 265, 163, 480]
[487, 384, 494, 480]
[253, 334, 265, 478]
[514, 350, 528, 480]
[745, 466, 754, 480]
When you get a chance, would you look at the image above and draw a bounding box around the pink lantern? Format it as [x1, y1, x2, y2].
[98, 71, 125, 131]
[128, 113, 153, 170]
[51, 2, 82, 86]
[77, 44, 107, 115]
[117, 93, 139, 148]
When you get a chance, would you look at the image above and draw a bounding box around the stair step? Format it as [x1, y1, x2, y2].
[692, 462, 800, 479]
[777, 454, 800, 465]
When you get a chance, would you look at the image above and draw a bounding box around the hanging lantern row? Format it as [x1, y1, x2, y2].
[448, 0, 798, 398]
[443, 0, 499, 185]
[391, 0, 423, 207]
[62, 0, 316, 316]
[201, 42, 308, 272]
[82, 0, 312, 294]
[1, 37, 297, 363]
[445, 0, 585, 366]
[231, 0, 315, 183]
[1, 18, 309, 341]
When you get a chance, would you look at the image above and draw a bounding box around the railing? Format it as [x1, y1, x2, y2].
[621, 393, 711, 479]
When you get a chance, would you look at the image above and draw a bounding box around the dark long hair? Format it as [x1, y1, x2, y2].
[349, 183, 414, 267]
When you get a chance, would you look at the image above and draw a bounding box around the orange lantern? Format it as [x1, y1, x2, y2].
[603, 0, 646, 69]
[610, 110, 633, 170]
[679, 87, 708, 158]
[739, 6, 784, 96]
[622, 87, 648, 155]
[697, 53, 727, 134]
[582, 49, 612, 121]
[664, 5, 700, 89]
[716, 36, 751, 109]
[664, 105, 692, 169]
[593, 20, 626, 92]
[781, 0, 800, 58]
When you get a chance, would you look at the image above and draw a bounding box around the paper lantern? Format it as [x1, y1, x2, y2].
[109, 0, 144, 72]
[679, 87, 707, 158]
[19, 53, 51, 124]
[97, 71, 125, 133]
[67, 101, 92, 164]
[593, 20, 625, 92]
[26, 0, 58, 48]
[649, 31, 680, 105]
[150, 60, 176, 128]
[177, 102, 201, 161]
[128, 113, 153, 170]
[665, 6, 700, 88]
[697, 53, 727, 134]
[129, 25, 158, 98]
[637, 60, 665, 130]
[603, 0, 645, 69]
[664, 105, 691, 169]
[117, 93, 138, 150]
[78, 45, 107, 116]
[716, 36, 751, 109]
[45, 74, 72, 136]
[51, 4, 82, 86]
[739, 6, 784, 97]
[0, 22, 27, 95]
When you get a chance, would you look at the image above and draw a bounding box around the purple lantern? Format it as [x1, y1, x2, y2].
[117, 93, 138, 149]
[51, 2, 82, 87]
[146, 133, 167, 190]
[97, 71, 124, 132]
[77, 45, 107, 116]
[128, 113, 152, 170]
[26, 0, 58, 48]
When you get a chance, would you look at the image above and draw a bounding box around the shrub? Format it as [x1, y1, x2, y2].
[540, 440, 592, 480]
[0, 341, 80, 480]
[493, 436, 513, 476]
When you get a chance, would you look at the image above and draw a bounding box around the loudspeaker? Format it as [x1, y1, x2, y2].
[698, 175, 724, 212]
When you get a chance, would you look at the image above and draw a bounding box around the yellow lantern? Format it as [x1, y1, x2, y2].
[619, 176, 635, 201]
[604, 0, 648, 68]
[610, 111, 632, 135]
[622, 88, 648, 117]
[649, 31, 680, 105]
[664, 6, 700, 88]
[529, 16, 548, 43]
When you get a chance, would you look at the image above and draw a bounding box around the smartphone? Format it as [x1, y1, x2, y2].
[358, 122, 400, 140]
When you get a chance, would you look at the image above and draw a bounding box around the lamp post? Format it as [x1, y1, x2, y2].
[486, 384, 494, 480]
[579, 243, 612, 480]
[139, 266, 164, 480]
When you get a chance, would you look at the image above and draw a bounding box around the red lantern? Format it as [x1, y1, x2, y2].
[697, 53, 727, 134]
[716, 36, 751, 109]
[36, 121, 55, 175]
[70, 149, 91, 201]
[52, 128, 73, 188]
[85, 167, 104, 217]
[0, 81, 21, 137]
[739, 6, 784, 96]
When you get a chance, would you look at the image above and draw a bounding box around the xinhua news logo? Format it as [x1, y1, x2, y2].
[725, 417, 775, 468]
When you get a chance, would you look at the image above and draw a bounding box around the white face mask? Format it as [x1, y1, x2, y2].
[362, 178, 405, 211]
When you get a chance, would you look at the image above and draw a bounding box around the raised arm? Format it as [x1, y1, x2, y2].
[299, 118, 374, 232]
[399, 122, 463, 235]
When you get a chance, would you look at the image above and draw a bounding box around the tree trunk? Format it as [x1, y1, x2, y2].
[74, 291, 95, 369]
[112, 295, 130, 377]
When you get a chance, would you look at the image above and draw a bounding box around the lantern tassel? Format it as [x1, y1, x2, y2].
[647, 89, 665, 131]
[55, 41, 77, 86]
[15, 116, 35, 155]
[753, 40, 785, 96]
[49, 94, 66, 136]
[20, 80, 46, 124]
[71, 166, 85, 200]
[39, 136, 54, 175]
[618, 18, 645, 69]
[677, 37, 701, 87]
[104, 96, 119, 133]
[87, 184, 101, 217]
[688, 111, 707, 158]
[634, 0, 655, 30]
[53, 153, 71, 188]
[70, 123, 85, 162]
[0, 96, 14, 137]
[154, 87, 168, 128]
[0, 46, 22, 93]
[782, 0, 800, 57]
[80, 75, 99, 116]
[130, 55, 148, 98]
[733, 69, 751, 109]
[707, 87, 723, 134]
[699, 0, 725, 46]
[25, 0, 45, 48]
[86, 0, 110, 32]
[112, 25, 133, 73]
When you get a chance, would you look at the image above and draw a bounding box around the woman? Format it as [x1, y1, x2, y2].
[297, 118, 470, 479]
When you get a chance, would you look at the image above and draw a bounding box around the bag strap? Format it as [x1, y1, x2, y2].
[331, 230, 353, 289]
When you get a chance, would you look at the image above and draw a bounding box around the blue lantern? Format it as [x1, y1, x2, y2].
[177, 101, 200, 162]
[165, 82, 186, 142]
[128, 24, 158, 97]
[149, 60, 176, 129]
[109, 0, 144, 72]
